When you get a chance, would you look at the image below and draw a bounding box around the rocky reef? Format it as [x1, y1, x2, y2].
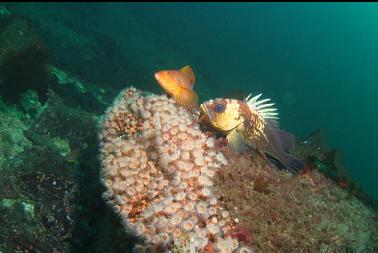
[0, 4, 377, 253]
[98, 87, 378, 253]
[99, 87, 250, 252]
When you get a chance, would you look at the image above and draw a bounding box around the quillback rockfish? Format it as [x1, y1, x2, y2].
[199, 93, 305, 173]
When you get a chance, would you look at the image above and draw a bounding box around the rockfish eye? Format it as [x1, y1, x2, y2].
[214, 103, 225, 113]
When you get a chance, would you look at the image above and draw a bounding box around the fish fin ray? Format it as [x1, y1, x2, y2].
[245, 93, 279, 121]
[266, 118, 280, 128]
[272, 150, 305, 174]
[180, 65, 196, 85]
[227, 126, 249, 154]
[256, 103, 275, 110]
[173, 87, 199, 111]
[265, 125, 304, 174]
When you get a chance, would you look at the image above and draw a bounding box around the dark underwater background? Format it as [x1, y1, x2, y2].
[0, 2, 377, 252]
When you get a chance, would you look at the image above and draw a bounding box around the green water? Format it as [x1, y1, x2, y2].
[123, 2, 378, 199]
[10, 2, 378, 198]
[1, 3, 378, 251]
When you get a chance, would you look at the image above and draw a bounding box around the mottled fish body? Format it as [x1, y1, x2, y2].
[200, 94, 305, 173]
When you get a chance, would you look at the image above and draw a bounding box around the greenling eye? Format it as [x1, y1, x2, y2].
[214, 103, 225, 113]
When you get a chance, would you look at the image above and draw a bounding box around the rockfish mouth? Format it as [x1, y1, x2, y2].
[199, 103, 212, 122]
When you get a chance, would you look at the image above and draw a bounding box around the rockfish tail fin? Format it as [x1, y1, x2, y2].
[265, 125, 305, 174]
[274, 150, 306, 174]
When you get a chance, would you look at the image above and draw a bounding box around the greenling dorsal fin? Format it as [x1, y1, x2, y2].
[180, 65, 196, 85]
[227, 124, 249, 154]
[245, 93, 279, 125]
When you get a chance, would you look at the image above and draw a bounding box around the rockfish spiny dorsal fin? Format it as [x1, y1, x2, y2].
[245, 93, 279, 124]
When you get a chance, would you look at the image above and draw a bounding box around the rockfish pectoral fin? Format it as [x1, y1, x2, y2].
[227, 126, 250, 154]
[173, 86, 199, 111]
